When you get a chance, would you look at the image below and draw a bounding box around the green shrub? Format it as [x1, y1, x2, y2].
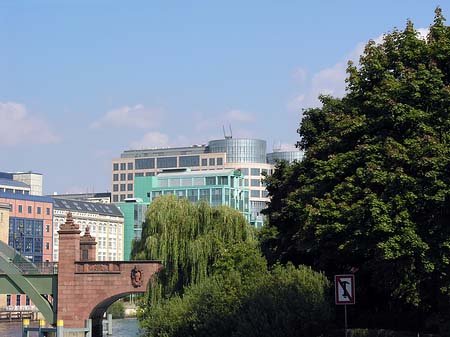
[107, 301, 125, 319]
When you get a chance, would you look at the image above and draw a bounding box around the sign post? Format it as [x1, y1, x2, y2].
[335, 274, 355, 337]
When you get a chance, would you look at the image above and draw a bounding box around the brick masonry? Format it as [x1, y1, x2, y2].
[56, 212, 162, 336]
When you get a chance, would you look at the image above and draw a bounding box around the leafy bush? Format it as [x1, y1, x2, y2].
[107, 301, 125, 319]
[139, 245, 333, 337]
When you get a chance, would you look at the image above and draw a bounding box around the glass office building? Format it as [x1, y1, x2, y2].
[208, 138, 267, 163]
[116, 199, 148, 261]
[267, 149, 304, 164]
[134, 169, 250, 221]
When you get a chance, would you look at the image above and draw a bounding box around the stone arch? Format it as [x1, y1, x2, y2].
[89, 292, 141, 337]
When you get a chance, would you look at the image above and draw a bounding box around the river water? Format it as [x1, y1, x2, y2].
[0, 318, 140, 337]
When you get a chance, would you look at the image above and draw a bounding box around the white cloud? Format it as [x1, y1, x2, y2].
[130, 131, 170, 149]
[288, 28, 429, 112]
[226, 109, 255, 123]
[0, 102, 58, 146]
[90, 104, 163, 129]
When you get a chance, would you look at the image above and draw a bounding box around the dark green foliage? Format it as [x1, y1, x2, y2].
[262, 8, 450, 333]
[107, 301, 125, 319]
[139, 243, 333, 337]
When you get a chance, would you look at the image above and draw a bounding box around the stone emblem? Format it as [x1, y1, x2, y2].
[131, 266, 143, 288]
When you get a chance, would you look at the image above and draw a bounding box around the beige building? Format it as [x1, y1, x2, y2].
[52, 198, 124, 261]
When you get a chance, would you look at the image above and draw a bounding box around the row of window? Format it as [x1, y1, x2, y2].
[239, 168, 268, 176]
[14, 204, 51, 216]
[113, 162, 134, 171]
[0, 188, 30, 195]
[113, 194, 134, 202]
[113, 183, 133, 192]
[114, 156, 225, 171]
[6, 295, 30, 306]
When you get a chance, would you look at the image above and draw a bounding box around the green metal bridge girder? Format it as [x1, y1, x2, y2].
[0, 241, 57, 325]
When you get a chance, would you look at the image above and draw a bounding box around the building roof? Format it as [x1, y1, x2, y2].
[120, 144, 207, 158]
[50, 192, 111, 200]
[0, 191, 53, 203]
[52, 198, 123, 217]
[156, 169, 240, 178]
[0, 178, 30, 189]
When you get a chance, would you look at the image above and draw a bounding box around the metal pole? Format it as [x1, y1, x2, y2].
[22, 319, 30, 337]
[86, 319, 92, 337]
[344, 304, 348, 337]
[56, 319, 64, 337]
[107, 313, 113, 335]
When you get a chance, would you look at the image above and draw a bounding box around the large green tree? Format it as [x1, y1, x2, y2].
[132, 194, 254, 303]
[263, 8, 450, 331]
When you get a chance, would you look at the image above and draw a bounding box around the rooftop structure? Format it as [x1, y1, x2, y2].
[51, 192, 111, 204]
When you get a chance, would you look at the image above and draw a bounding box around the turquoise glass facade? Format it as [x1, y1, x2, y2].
[134, 169, 250, 221]
[115, 200, 148, 261]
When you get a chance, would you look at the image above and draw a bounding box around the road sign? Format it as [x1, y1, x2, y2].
[335, 274, 355, 305]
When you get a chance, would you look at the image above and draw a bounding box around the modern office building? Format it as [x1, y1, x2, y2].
[112, 137, 273, 227]
[52, 198, 124, 261]
[135, 168, 249, 215]
[115, 199, 148, 261]
[267, 149, 304, 164]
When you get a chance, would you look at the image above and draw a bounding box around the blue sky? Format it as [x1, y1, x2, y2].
[0, 1, 445, 194]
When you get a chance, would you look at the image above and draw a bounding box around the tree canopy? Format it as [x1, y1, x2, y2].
[132, 194, 254, 303]
[262, 8, 450, 331]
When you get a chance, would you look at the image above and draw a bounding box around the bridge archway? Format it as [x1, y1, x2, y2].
[89, 292, 142, 337]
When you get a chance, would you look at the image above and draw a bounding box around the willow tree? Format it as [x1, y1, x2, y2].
[132, 194, 254, 303]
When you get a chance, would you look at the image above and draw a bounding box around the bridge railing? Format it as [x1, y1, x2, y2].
[13, 262, 58, 275]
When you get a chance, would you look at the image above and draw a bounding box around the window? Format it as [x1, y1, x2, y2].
[120, 184, 126, 191]
[113, 163, 119, 171]
[46, 208, 50, 215]
[145, 172, 154, 176]
[46, 224, 50, 233]
[251, 168, 261, 176]
[45, 242, 50, 250]
[113, 174, 119, 181]
[261, 190, 269, 198]
[113, 195, 119, 202]
[205, 177, 216, 185]
[127, 162, 133, 170]
[127, 173, 133, 180]
[199, 189, 210, 202]
[6, 295, 10, 306]
[16, 295, 20, 306]
[240, 168, 249, 175]
[37, 207, 41, 215]
[135, 158, 155, 169]
[127, 194, 133, 198]
[27, 206, 32, 214]
[187, 189, 198, 202]
[244, 179, 249, 187]
[217, 158, 223, 165]
[26, 296, 30, 306]
[120, 173, 126, 181]
[120, 163, 126, 170]
[18, 205, 23, 213]
[211, 188, 222, 205]
[120, 194, 126, 201]
[251, 190, 260, 198]
[209, 158, 215, 166]
[179, 155, 200, 167]
[201, 159, 207, 166]
[127, 183, 133, 191]
[113, 184, 119, 192]
[181, 178, 192, 187]
[157, 157, 177, 169]
[218, 176, 228, 185]
[251, 179, 260, 187]
[135, 172, 144, 177]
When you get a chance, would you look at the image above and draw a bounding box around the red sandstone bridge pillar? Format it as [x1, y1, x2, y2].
[57, 212, 162, 337]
